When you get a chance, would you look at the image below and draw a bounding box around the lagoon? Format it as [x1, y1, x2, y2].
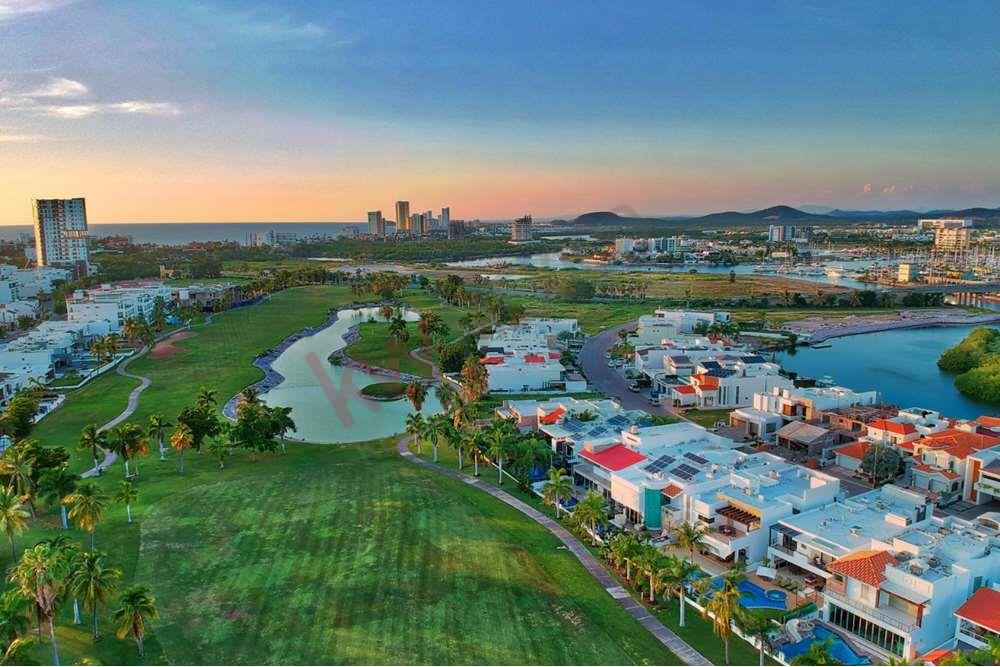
[260, 306, 442, 443]
[775, 325, 994, 419]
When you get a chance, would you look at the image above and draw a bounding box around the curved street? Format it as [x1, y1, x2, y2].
[578, 321, 675, 416]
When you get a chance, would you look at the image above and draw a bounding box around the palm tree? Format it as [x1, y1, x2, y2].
[147, 415, 171, 461]
[270, 405, 295, 454]
[111, 423, 145, 480]
[738, 611, 775, 666]
[239, 387, 261, 406]
[455, 427, 476, 470]
[404, 412, 426, 455]
[387, 316, 409, 346]
[704, 580, 742, 665]
[460, 355, 488, 403]
[170, 423, 194, 475]
[608, 532, 641, 581]
[661, 554, 699, 627]
[722, 560, 747, 588]
[207, 437, 228, 470]
[64, 483, 108, 549]
[571, 491, 607, 546]
[40, 468, 78, 530]
[435, 382, 462, 425]
[0, 589, 29, 646]
[78, 424, 107, 474]
[485, 423, 509, 485]
[790, 637, 842, 666]
[424, 414, 449, 463]
[0, 451, 36, 519]
[112, 585, 158, 658]
[70, 551, 121, 641]
[9, 544, 66, 666]
[405, 381, 428, 412]
[542, 467, 572, 518]
[40, 536, 83, 626]
[0, 487, 29, 561]
[633, 544, 661, 603]
[114, 482, 138, 524]
[676, 521, 706, 561]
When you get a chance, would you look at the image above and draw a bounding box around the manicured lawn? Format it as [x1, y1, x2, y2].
[343, 321, 432, 376]
[359, 381, 408, 399]
[507, 298, 650, 334]
[18, 285, 679, 665]
[682, 409, 733, 429]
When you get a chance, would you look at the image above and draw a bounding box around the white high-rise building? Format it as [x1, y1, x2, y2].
[511, 215, 533, 242]
[441, 207, 450, 232]
[367, 210, 385, 237]
[32, 198, 89, 271]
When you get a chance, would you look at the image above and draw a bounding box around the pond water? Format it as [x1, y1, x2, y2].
[775, 325, 995, 419]
[446, 252, 877, 289]
[260, 306, 442, 443]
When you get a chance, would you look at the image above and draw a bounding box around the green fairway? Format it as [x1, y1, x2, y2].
[359, 381, 408, 399]
[344, 321, 432, 376]
[18, 285, 680, 665]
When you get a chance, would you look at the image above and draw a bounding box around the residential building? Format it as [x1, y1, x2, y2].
[903, 423, 1000, 505]
[0, 265, 71, 301]
[511, 215, 533, 243]
[954, 585, 1000, 653]
[935, 226, 971, 251]
[768, 224, 795, 243]
[447, 219, 466, 240]
[897, 263, 919, 283]
[670, 358, 793, 410]
[477, 319, 584, 393]
[615, 237, 636, 254]
[648, 237, 680, 254]
[496, 396, 646, 457]
[821, 513, 1000, 660]
[367, 210, 385, 237]
[66, 283, 173, 331]
[395, 201, 411, 234]
[440, 207, 450, 233]
[730, 385, 878, 443]
[633, 309, 731, 345]
[32, 197, 89, 272]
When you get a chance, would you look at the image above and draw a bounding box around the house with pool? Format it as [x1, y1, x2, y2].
[729, 385, 879, 444]
[820, 513, 1000, 661]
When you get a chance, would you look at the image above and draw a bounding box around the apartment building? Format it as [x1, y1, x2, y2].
[902, 423, 1000, 505]
[730, 385, 878, 443]
[477, 319, 585, 392]
[32, 198, 90, 271]
[632, 309, 730, 345]
[66, 283, 173, 331]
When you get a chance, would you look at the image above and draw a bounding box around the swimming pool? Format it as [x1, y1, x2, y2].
[708, 578, 788, 610]
[781, 626, 872, 665]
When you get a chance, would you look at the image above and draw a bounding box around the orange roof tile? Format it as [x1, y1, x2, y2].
[955, 587, 1000, 634]
[662, 484, 683, 498]
[827, 550, 897, 587]
[920, 649, 954, 665]
[523, 354, 546, 363]
[833, 440, 871, 461]
[481, 356, 505, 365]
[672, 385, 697, 395]
[915, 428, 1000, 459]
[869, 419, 917, 436]
[691, 373, 719, 389]
[539, 406, 566, 425]
[978, 416, 1000, 428]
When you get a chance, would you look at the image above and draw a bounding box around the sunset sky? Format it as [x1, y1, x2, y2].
[2, 0, 999, 224]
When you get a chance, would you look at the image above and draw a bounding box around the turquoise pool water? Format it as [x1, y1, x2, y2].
[781, 626, 872, 665]
[707, 578, 788, 610]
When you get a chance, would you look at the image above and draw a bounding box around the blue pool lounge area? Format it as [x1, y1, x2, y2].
[708, 577, 789, 610]
[781, 626, 872, 665]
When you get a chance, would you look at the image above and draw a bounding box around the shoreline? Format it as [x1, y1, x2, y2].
[788, 311, 1000, 344]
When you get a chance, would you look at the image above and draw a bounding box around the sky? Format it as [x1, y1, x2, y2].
[1, 0, 1000, 224]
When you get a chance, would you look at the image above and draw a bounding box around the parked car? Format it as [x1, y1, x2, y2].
[607, 360, 615, 368]
[604, 351, 611, 359]
[627, 383, 640, 392]
[648, 396, 660, 405]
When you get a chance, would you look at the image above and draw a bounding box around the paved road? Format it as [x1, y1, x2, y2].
[395, 435, 711, 666]
[578, 321, 678, 416]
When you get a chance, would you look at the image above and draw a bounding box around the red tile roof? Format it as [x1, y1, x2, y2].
[481, 356, 505, 365]
[913, 464, 960, 480]
[827, 550, 897, 588]
[897, 441, 916, 452]
[916, 428, 1000, 459]
[523, 354, 546, 363]
[672, 385, 697, 395]
[869, 419, 917, 436]
[548, 351, 561, 360]
[580, 444, 646, 471]
[919, 649, 954, 665]
[955, 587, 1000, 634]
[691, 373, 719, 389]
[539, 406, 566, 425]
[978, 416, 1000, 428]
[662, 484, 683, 498]
[833, 440, 871, 461]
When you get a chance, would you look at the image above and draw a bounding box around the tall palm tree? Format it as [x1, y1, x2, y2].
[9, 544, 66, 666]
[424, 414, 449, 463]
[39, 536, 83, 625]
[64, 483, 108, 550]
[737, 611, 774, 667]
[571, 491, 607, 546]
[239, 387, 261, 406]
[0, 487, 29, 561]
[661, 554, 699, 627]
[404, 412, 426, 455]
[70, 551, 121, 641]
[455, 427, 476, 470]
[40, 468, 78, 530]
[704, 580, 742, 665]
[633, 544, 661, 603]
[114, 482, 138, 524]
[608, 532, 641, 581]
[195, 387, 217, 411]
[542, 467, 572, 519]
[485, 423, 509, 485]
[270, 405, 295, 454]
[676, 522, 706, 561]
[113, 585, 158, 658]
[147, 414, 171, 461]
[0, 589, 29, 646]
[170, 423, 194, 475]
[405, 381, 428, 412]
[0, 451, 36, 518]
[78, 424, 107, 474]
[460, 355, 488, 403]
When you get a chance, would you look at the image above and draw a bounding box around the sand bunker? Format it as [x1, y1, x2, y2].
[150, 330, 198, 359]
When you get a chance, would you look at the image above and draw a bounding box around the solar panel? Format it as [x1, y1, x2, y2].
[563, 419, 584, 432]
[587, 427, 607, 437]
[642, 454, 676, 474]
[608, 415, 628, 427]
[673, 463, 699, 481]
[684, 452, 709, 465]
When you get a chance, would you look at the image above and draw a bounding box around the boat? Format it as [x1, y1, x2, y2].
[825, 267, 845, 279]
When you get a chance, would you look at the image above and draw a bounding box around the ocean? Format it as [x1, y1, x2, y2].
[0, 222, 364, 245]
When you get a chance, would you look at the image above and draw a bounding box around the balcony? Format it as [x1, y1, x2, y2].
[767, 544, 831, 578]
[975, 479, 1000, 498]
[824, 590, 919, 633]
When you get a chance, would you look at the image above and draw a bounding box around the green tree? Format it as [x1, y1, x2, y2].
[571, 491, 607, 546]
[9, 544, 66, 666]
[78, 424, 107, 474]
[460, 355, 488, 403]
[0, 487, 29, 561]
[404, 412, 426, 455]
[69, 551, 121, 641]
[632, 544, 661, 603]
[114, 482, 138, 524]
[542, 467, 572, 518]
[112, 585, 158, 658]
[64, 482, 109, 549]
[170, 423, 194, 475]
[405, 381, 428, 413]
[39, 467, 78, 530]
[790, 637, 842, 666]
[861, 442, 901, 485]
[147, 414, 171, 461]
[660, 554, 699, 628]
[704, 580, 742, 665]
[676, 521, 706, 561]
[738, 610, 774, 666]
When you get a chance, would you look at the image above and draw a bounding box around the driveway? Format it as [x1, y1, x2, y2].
[578, 321, 674, 415]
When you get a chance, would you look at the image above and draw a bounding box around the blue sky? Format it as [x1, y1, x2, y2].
[1, 0, 999, 223]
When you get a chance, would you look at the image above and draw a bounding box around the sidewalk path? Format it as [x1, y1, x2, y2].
[394, 435, 710, 666]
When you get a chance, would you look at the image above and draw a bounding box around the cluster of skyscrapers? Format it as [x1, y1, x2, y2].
[367, 202, 466, 239]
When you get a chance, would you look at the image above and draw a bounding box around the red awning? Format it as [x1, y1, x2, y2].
[481, 356, 505, 365]
[580, 444, 646, 471]
[539, 406, 566, 425]
[523, 354, 546, 363]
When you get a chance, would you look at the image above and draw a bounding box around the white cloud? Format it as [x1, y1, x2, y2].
[41, 103, 98, 118]
[0, 0, 76, 22]
[41, 100, 181, 118]
[0, 130, 49, 143]
[26, 76, 88, 98]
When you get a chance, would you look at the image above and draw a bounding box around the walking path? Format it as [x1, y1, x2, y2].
[81, 346, 152, 478]
[394, 435, 710, 666]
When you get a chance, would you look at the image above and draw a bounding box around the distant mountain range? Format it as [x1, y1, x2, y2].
[564, 205, 1000, 227]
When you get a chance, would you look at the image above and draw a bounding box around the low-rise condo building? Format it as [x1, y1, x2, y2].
[632, 309, 730, 346]
[730, 385, 878, 443]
